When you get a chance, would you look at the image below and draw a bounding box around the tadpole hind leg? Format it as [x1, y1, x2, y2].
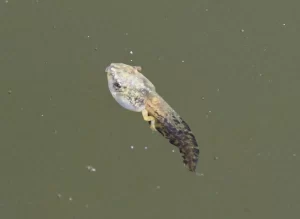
[142, 109, 156, 131]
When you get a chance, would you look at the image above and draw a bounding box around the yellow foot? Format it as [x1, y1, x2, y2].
[142, 109, 156, 131]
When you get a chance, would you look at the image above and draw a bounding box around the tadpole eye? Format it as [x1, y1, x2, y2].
[113, 82, 121, 89]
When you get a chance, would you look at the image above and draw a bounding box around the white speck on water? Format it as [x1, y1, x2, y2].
[130, 59, 133, 62]
[156, 185, 161, 189]
[57, 193, 62, 199]
[129, 51, 133, 54]
[144, 146, 148, 150]
[5, 0, 8, 3]
[172, 149, 175, 153]
[125, 33, 129, 36]
[217, 88, 220, 92]
[282, 23, 286, 26]
[158, 56, 164, 61]
[205, 9, 208, 12]
[41, 114, 44, 117]
[181, 60, 185, 63]
[292, 153, 296, 157]
[86, 165, 96, 172]
[69, 197, 73, 201]
[241, 29, 245, 33]
[130, 145, 134, 149]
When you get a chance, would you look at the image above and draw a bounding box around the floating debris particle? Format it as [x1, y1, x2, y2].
[196, 172, 204, 176]
[86, 165, 96, 172]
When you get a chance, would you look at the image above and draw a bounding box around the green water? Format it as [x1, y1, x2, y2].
[0, 0, 299, 218]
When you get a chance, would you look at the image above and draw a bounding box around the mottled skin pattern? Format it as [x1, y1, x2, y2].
[106, 63, 199, 172]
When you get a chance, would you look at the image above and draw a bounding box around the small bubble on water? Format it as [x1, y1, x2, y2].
[196, 172, 204, 176]
[86, 165, 96, 172]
